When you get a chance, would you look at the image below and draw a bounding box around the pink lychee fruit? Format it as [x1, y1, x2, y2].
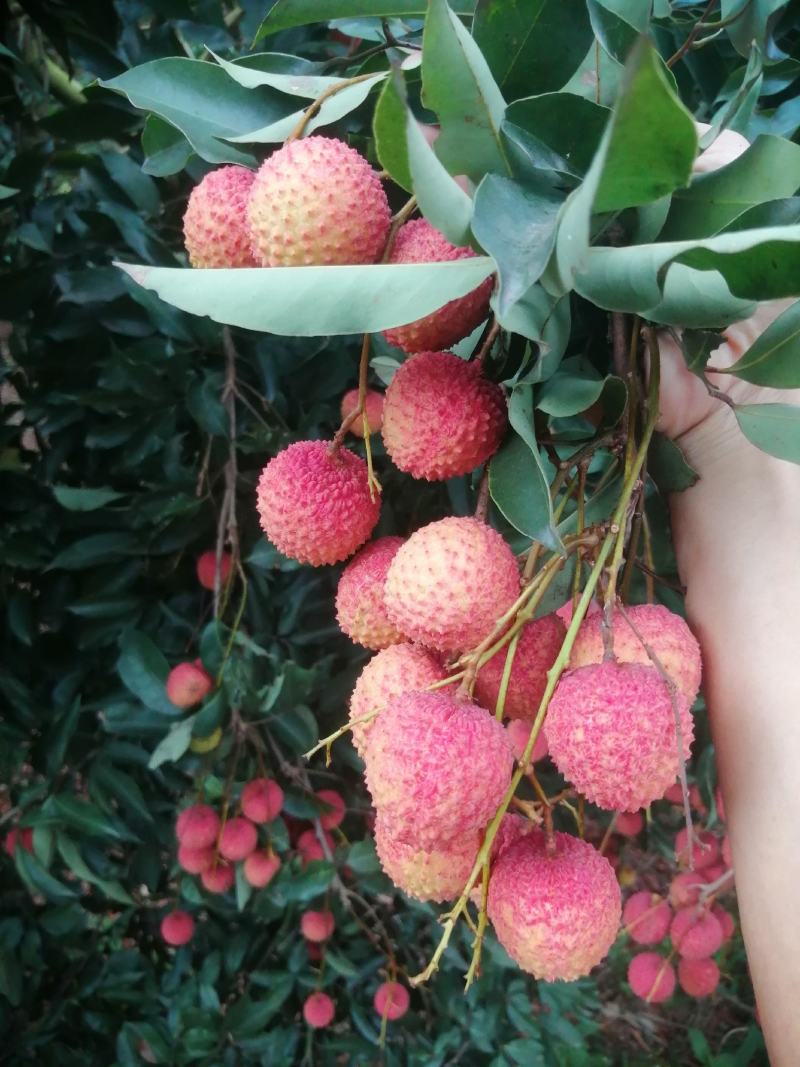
[555, 596, 600, 627]
[670, 907, 724, 959]
[341, 388, 384, 437]
[669, 871, 706, 909]
[712, 904, 735, 943]
[615, 811, 644, 837]
[474, 613, 565, 720]
[316, 790, 346, 830]
[569, 603, 702, 703]
[381, 351, 506, 481]
[365, 691, 513, 848]
[297, 828, 334, 864]
[384, 516, 520, 653]
[247, 136, 390, 267]
[490, 813, 536, 865]
[256, 440, 380, 566]
[505, 718, 549, 766]
[374, 813, 479, 902]
[335, 537, 405, 650]
[166, 662, 213, 709]
[546, 661, 694, 812]
[373, 981, 410, 1020]
[662, 781, 706, 813]
[200, 861, 234, 894]
[348, 644, 447, 754]
[303, 991, 335, 1029]
[623, 891, 672, 945]
[243, 850, 281, 888]
[4, 827, 33, 856]
[487, 830, 621, 981]
[218, 817, 257, 862]
[196, 550, 232, 590]
[678, 956, 720, 998]
[675, 828, 719, 871]
[628, 952, 676, 1003]
[382, 219, 493, 353]
[160, 910, 195, 946]
[183, 166, 257, 268]
[177, 843, 214, 875]
[241, 778, 284, 824]
[176, 804, 220, 849]
[301, 909, 335, 943]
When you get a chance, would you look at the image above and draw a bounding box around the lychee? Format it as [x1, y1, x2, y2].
[365, 691, 513, 848]
[183, 166, 257, 268]
[218, 817, 257, 862]
[382, 219, 493, 353]
[348, 644, 447, 754]
[341, 388, 384, 437]
[474, 613, 565, 721]
[177, 843, 214, 874]
[241, 778, 284, 824]
[243, 850, 281, 888]
[374, 813, 479, 902]
[190, 728, 222, 754]
[316, 790, 345, 830]
[297, 828, 334, 863]
[628, 952, 675, 1003]
[176, 804, 220, 849]
[196, 550, 232, 590]
[166, 662, 213, 709]
[675, 828, 719, 871]
[487, 830, 621, 981]
[546, 661, 694, 812]
[623, 891, 672, 945]
[669, 871, 706, 909]
[200, 861, 234, 894]
[335, 537, 405, 650]
[555, 595, 600, 627]
[301, 909, 335, 943]
[712, 903, 735, 943]
[160, 910, 195, 946]
[678, 956, 720, 997]
[670, 906, 724, 959]
[247, 136, 390, 267]
[569, 603, 701, 703]
[381, 351, 507, 481]
[663, 781, 705, 813]
[303, 991, 335, 1028]
[3, 827, 33, 856]
[615, 811, 644, 837]
[505, 718, 549, 766]
[489, 813, 535, 866]
[373, 981, 410, 1021]
[384, 517, 520, 653]
[256, 440, 380, 566]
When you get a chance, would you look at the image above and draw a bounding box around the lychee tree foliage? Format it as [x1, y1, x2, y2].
[2, 3, 799, 1067]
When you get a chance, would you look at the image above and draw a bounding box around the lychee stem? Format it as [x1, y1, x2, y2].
[286, 72, 381, 142]
[463, 860, 490, 989]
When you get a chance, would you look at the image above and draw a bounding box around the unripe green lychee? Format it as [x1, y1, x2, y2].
[381, 351, 507, 481]
[160, 910, 195, 946]
[628, 952, 675, 1003]
[243, 850, 281, 888]
[374, 812, 479, 902]
[183, 166, 257, 268]
[382, 219, 493, 353]
[196, 550, 232, 590]
[303, 991, 335, 1028]
[247, 136, 390, 266]
[384, 517, 520, 654]
[474, 613, 565, 720]
[166, 661, 213, 709]
[176, 804, 220, 849]
[241, 778, 284, 824]
[373, 981, 410, 1020]
[341, 388, 384, 437]
[335, 537, 405, 650]
[218, 817, 257, 862]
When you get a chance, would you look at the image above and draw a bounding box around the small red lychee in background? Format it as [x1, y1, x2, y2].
[374, 813, 479, 902]
[183, 166, 257, 268]
[662, 781, 705, 813]
[341, 388, 384, 437]
[256, 440, 380, 566]
[241, 778, 284, 824]
[622, 891, 672, 945]
[297, 828, 334, 864]
[615, 811, 644, 837]
[177, 843, 214, 874]
[303, 991, 335, 1029]
[176, 804, 220, 849]
[381, 351, 507, 481]
[196, 550, 232, 590]
[669, 871, 705, 908]
[218, 817, 257, 862]
[200, 862, 234, 894]
[243, 850, 281, 888]
[670, 906, 724, 959]
[335, 537, 405, 650]
[382, 219, 493, 353]
[474, 613, 565, 720]
[373, 981, 410, 1021]
[712, 903, 735, 943]
[166, 662, 213, 709]
[675, 827, 719, 870]
[316, 790, 345, 830]
[4, 827, 33, 856]
[628, 952, 675, 1003]
[505, 718, 549, 766]
[679, 956, 720, 997]
[301, 910, 335, 943]
[160, 910, 195, 946]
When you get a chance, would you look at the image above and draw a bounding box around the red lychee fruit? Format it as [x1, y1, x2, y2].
[306, 942, 323, 962]
[335, 537, 405, 650]
[555, 596, 600, 627]
[241, 778, 284, 824]
[176, 804, 220, 849]
[623, 891, 672, 945]
[382, 219, 493, 353]
[218, 817, 257, 862]
[678, 956, 720, 998]
[247, 136, 390, 267]
[487, 830, 621, 981]
[669, 871, 706, 909]
[474, 613, 565, 720]
[3, 827, 33, 856]
[384, 517, 520, 653]
[670, 907, 724, 959]
[373, 981, 410, 1021]
[297, 828, 334, 864]
[301, 909, 335, 943]
[183, 166, 257, 268]
[569, 603, 701, 703]
[177, 843, 214, 875]
[381, 351, 506, 481]
[316, 790, 345, 830]
[662, 781, 706, 813]
[160, 910, 194, 946]
[166, 662, 213, 709]
[675, 828, 719, 871]
[256, 440, 380, 566]
[505, 718, 549, 766]
[341, 388, 384, 437]
[374, 813, 479, 902]
[200, 861, 234, 894]
[712, 903, 735, 943]
[615, 811, 644, 837]
[196, 550, 232, 590]
[365, 691, 513, 848]
[348, 644, 447, 754]
[303, 991, 335, 1029]
[546, 661, 694, 812]
[490, 813, 536, 865]
[628, 952, 675, 1003]
[243, 850, 281, 888]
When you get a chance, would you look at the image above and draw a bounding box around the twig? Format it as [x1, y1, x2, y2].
[287, 72, 379, 142]
[666, 0, 717, 68]
[474, 469, 490, 522]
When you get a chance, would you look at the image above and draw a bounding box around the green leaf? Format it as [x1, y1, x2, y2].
[648, 434, 699, 493]
[472, 0, 592, 101]
[735, 403, 800, 464]
[504, 94, 610, 178]
[148, 716, 196, 770]
[209, 52, 343, 97]
[269, 705, 318, 755]
[117, 631, 178, 715]
[493, 285, 570, 376]
[56, 836, 135, 905]
[725, 299, 800, 387]
[0, 184, 19, 199]
[50, 795, 139, 842]
[117, 259, 494, 336]
[681, 330, 726, 377]
[373, 76, 413, 193]
[235, 865, 253, 912]
[256, 0, 476, 39]
[49, 532, 139, 570]
[141, 115, 193, 178]
[52, 486, 126, 511]
[721, 0, 788, 57]
[422, 0, 509, 183]
[15, 849, 78, 903]
[226, 980, 294, 1035]
[537, 372, 624, 418]
[586, 0, 647, 64]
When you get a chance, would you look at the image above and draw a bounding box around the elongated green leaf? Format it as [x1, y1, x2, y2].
[56, 837, 134, 905]
[648, 434, 699, 493]
[735, 403, 800, 463]
[16, 850, 77, 903]
[722, 0, 788, 57]
[148, 717, 196, 770]
[49, 532, 139, 570]
[725, 300, 800, 387]
[504, 94, 609, 178]
[537, 372, 624, 418]
[586, 0, 646, 64]
[50, 795, 139, 842]
[210, 52, 339, 97]
[0, 184, 19, 199]
[256, 0, 475, 40]
[117, 259, 494, 336]
[493, 286, 570, 379]
[117, 631, 178, 715]
[52, 486, 126, 511]
[141, 115, 193, 177]
[373, 76, 413, 192]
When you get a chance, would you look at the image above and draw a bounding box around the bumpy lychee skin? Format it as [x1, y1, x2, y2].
[243, 850, 281, 888]
[218, 817, 257, 862]
[374, 813, 479, 902]
[303, 992, 335, 1029]
[241, 778, 284, 824]
[506, 719, 548, 766]
[474, 613, 565, 720]
[490, 813, 535, 865]
[628, 952, 675, 1003]
[160, 910, 195, 947]
[670, 907, 724, 959]
[546, 661, 694, 812]
[349, 644, 447, 754]
[615, 811, 644, 837]
[366, 691, 512, 848]
[675, 827, 719, 871]
[382, 351, 507, 481]
[177, 843, 214, 875]
[256, 440, 380, 566]
[570, 603, 702, 703]
[679, 956, 720, 997]
[301, 909, 335, 943]
[297, 828, 334, 864]
[176, 804, 220, 849]
[248, 137, 390, 267]
[316, 790, 345, 830]
[623, 891, 672, 945]
[196, 550, 232, 590]
[669, 871, 706, 909]
[200, 862, 234, 894]
[166, 662, 213, 709]
[385, 517, 520, 654]
[374, 982, 410, 1021]
[341, 388, 384, 437]
[183, 166, 257, 268]
[335, 537, 405, 650]
[382, 219, 493, 353]
[487, 830, 621, 982]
